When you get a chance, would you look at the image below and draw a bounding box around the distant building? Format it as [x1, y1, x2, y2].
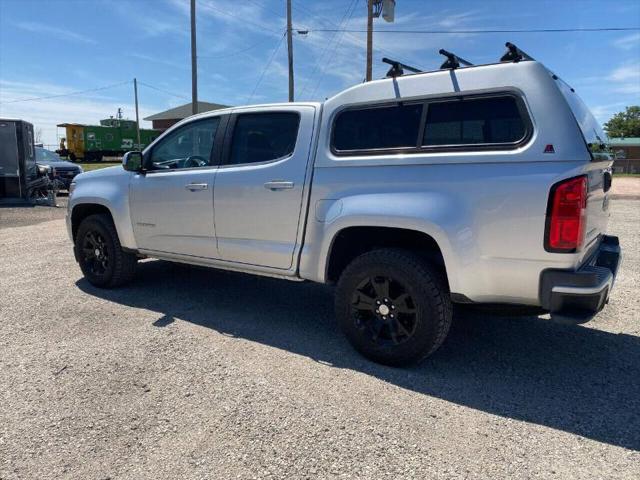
[144, 101, 229, 131]
[609, 137, 640, 174]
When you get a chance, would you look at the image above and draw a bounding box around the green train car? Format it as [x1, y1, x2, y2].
[57, 117, 160, 161]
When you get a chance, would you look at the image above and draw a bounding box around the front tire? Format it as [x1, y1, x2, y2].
[75, 214, 137, 288]
[335, 249, 452, 366]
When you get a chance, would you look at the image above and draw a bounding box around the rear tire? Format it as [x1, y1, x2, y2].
[335, 249, 452, 366]
[75, 214, 137, 288]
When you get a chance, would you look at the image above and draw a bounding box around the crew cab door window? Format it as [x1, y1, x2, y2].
[148, 117, 219, 170]
[227, 112, 300, 165]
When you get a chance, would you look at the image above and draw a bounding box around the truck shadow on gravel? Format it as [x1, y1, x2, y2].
[77, 260, 640, 451]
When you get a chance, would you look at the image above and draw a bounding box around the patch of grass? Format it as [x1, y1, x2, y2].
[79, 162, 121, 171]
[612, 173, 640, 177]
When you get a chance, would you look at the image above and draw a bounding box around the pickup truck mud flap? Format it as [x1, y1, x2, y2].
[540, 235, 621, 323]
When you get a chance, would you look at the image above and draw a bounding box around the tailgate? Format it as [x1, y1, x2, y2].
[581, 162, 613, 263]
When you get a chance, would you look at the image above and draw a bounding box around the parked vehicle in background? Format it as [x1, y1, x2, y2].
[0, 118, 36, 200]
[35, 147, 83, 190]
[66, 44, 621, 366]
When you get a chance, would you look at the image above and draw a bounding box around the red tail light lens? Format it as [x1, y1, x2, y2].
[545, 176, 587, 253]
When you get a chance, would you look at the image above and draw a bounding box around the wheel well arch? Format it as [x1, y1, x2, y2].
[325, 226, 447, 284]
[71, 203, 113, 241]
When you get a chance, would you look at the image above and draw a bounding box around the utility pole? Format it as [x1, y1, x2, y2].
[133, 78, 141, 149]
[366, 0, 373, 82]
[366, 1, 396, 82]
[286, 0, 294, 101]
[190, 0, 198, 115]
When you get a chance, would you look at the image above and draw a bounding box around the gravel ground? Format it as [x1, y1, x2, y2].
[0, 200, 638, 479]
[611, 177, 640, 199]
[0, 194, 68, 228]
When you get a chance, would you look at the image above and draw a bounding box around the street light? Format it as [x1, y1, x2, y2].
[381, 0, 396, 23]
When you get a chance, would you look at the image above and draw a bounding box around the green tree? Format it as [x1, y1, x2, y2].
[604, 106, 640, 138]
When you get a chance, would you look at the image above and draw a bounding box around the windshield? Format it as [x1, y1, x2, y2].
[35, 147, 62, 162]
[554, 74, 612, 161]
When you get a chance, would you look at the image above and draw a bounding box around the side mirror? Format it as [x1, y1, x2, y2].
[122, 151, 143, 172]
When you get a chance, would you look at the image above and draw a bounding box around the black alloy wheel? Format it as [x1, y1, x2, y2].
[81, 230, 110, 277]
[351, 275, 418, 346]
[75, 214, 137, 288]
[336, 249, 452, 366]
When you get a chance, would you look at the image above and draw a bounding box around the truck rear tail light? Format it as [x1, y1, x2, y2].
[545, 175, 587, 253]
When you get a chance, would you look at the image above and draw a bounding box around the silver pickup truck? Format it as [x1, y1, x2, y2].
[67, 49, 621, 365]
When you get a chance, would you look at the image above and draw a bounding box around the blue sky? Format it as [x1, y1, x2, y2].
[0, 0, 639, 147]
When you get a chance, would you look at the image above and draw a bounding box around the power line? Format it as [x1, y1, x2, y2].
[242, 0, 306, 32]
[198, 39, 266, 59]
[309, 0, 361, 99]
[199, 0, 283, 36]
[246, 31, 287, 104]
[299, 0, 359, 98]
[244, 0, 282, 19]
[307, 26, 640, 34]
[137, 81, 190, 101]
[292, 1, 425, 76]
[0, 80, 131, 105]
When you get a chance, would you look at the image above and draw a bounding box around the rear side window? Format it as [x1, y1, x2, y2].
[423, 96, 526, 146]
[229, 112, 300, 165]
[333, 103, 423, 151]
[556, 77, 611, 161]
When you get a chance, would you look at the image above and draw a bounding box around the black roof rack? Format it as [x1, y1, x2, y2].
[381, 42, 533, 78]
[438, 49, 473, 70]
[500, 42, 534, 63]
[382, 57, 422, 78]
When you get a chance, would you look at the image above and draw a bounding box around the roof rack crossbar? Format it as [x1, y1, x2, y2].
[500, 42, 534, 63]
[438, 49, 473, 70]
[382, 57, 422, 78]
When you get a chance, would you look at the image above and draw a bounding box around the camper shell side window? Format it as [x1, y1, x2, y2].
[331, 93, 532, 156]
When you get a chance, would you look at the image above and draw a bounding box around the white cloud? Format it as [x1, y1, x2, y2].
[128, 53, 188, 71]
[196, 0, 284, 35]
[609, 63, 640, 82]
[0, 80, 158, 148]
[607, 63, 640, 95]
[16, 22, 96, 44]
[434, 10, 485, 29]
[109, 1, 188, 38]
[613, 82, 640, 95]
[165, 0, 283, 36]
[590, 102, 628, 123]
[613, 33, 640, 50]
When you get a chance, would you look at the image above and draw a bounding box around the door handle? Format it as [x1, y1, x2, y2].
[264, 181, 294, 191]
[185, 183, 208, 191]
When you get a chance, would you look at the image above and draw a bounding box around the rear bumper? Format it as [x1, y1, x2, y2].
[540, 235, 621, 320]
